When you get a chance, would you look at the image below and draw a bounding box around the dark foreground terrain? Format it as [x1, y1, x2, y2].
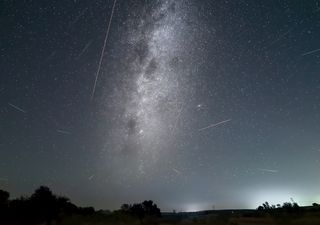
[43, 208, 320, 225]
[5, 208, 318, 225]
[1, 186, 320, 225]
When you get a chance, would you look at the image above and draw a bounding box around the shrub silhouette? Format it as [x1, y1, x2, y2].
[121, 200, 161, 224]
[0, 189, 9, 206]
[282, 202, 300, 213]
[0, 190, 9, 218]
[257, 205, 264, 211]
[257, 201, 300, 214]
[262, 201, 271, 210]
[0, 186, 93, 225]
[30, 186, 59, 224]
[0, 189, 9, 211]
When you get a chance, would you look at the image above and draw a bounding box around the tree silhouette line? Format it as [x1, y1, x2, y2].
[2, 186, 319, 225]
[0, 186, 95, 225]
[0, 186, 161, 225]
[257, 201, 300, 212]
[120, 200, 161, 225]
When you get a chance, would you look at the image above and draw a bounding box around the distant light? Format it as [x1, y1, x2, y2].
[247, 188, 303, 208]
[184, 203, 207, 212]
[185, 204, 200, 212]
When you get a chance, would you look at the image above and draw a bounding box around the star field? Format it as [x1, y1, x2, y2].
[1, 0, 320, 211]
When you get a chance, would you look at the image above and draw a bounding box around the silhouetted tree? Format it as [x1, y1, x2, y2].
[312, 203, 320, 211]
[56, 196, 78, 214]
[30, 186, 59, 225]
[0, 186, 100, 225]
[131, 203, 145, 224]
[282, 202, 293, 210]
[0, 189, 9, 220]
[0, 189, 9, 208]
[262, 201, 271, 210]
[257, 201, 300, 213]
[121, 203, 131, 211]
[142, 200, 161, 217]
[8, 196, 34, 224]
[120, 200, 161, 225]
[257, 205, 264, 211]
[293, 202, 299, 209]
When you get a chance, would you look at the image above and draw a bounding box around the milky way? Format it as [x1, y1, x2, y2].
[102, 1, 205, 180]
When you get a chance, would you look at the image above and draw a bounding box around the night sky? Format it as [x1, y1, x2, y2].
[1, 0, 320, 212]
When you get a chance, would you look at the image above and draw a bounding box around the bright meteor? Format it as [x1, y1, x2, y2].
[198, 119, 231, 131]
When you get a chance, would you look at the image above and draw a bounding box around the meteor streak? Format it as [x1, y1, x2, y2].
[8, 103, 26, 113]
[258, 168, 278, 173]
[198, 119, 231, 131]
[91, 0, 117, 100]
[56, 129, 71, 135]
[172, 168, 182, 175]
[301, 48, 320, 56]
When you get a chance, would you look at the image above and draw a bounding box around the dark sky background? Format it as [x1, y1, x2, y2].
[1, 0, 320, 211]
